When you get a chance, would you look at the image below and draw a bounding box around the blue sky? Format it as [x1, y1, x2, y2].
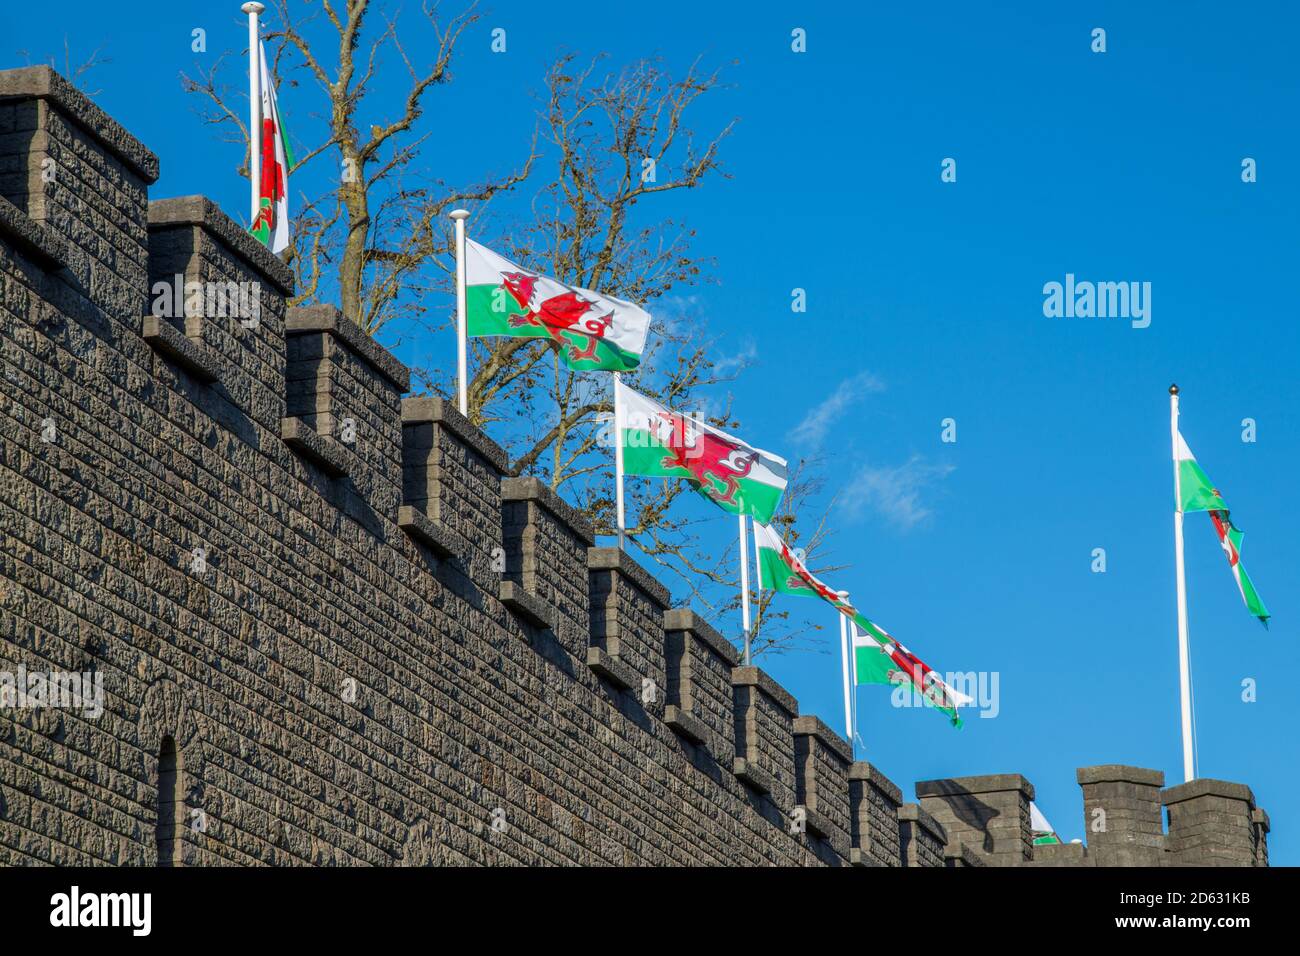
[12, 1, 1298, 861]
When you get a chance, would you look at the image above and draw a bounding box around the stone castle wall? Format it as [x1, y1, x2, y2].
[0, 66, 1271, 867]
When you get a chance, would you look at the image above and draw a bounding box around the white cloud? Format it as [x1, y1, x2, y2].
[647, 294, 702, 335]
[839, 455, 955, 529]
[712, 339, 758, 377]
[789, 371, 885, 449]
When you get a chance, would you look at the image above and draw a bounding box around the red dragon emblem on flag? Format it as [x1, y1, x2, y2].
[250, 114, 288, 249]
[654, 411, 758, 507]
[884, 642, 945, 707]
[1210, 509, 1239, 566]
[499, 271, 614, 364]
[778, 543, 841, 603]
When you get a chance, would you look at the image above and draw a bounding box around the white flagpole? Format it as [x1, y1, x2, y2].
[850, 620, 863, 758]
[450, 209, 470, 416]
[739, 514, 752, 665]
[1170, 383, 1196, 783]
[242, 3, 264, 226]
[613, 373, 626, 550]
[751, 515, 763, 635]
[851, 625, 861, 758]
[838, 591, 852, 746]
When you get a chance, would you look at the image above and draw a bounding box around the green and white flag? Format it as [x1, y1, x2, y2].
[464, 238, 650, 371]
[1030, 802, 1062, 846]
[250, 41, 293, 254]
[850, 618, 973, 727]
[616, 379, 788, 523]
[753, 521, 971, 727]
[1175, 431, 1270, 625]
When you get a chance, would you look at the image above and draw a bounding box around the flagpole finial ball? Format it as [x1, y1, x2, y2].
[449, 209, 470, 221]
[1169, 383, 1179, 395]
[241, 2, 265, 14]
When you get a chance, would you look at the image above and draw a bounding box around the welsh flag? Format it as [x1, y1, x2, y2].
[465, 239, 650, 371]
[753, 521, 970, 727]
[1175, 431, 1270, 625]
[250, 41, 293, 254]
[851, 616, 972, 728]
[1030, 802, 1062, 846]
[616, 379, 787, 523]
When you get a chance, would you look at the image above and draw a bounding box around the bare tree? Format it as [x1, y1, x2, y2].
[18, 37, 111, 95]
[419, 53, 756, 603]
[182, 0, 535, 333]
[430, 54, 841, 654]
[183, 3, 839, 655]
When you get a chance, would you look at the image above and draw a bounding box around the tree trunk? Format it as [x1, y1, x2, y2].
[339, 147, 368, 323]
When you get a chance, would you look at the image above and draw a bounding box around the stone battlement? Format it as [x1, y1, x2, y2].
[0, 66, 1269, 866]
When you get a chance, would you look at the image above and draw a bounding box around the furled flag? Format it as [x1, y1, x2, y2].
[753, 521, 971, 727]
[616, 379, 788, 524]
[250, 41, 294, 254]
[1175, 431, 1270, 625]
[464, 239, 651, 371]
[1030, 801, 1062, 846]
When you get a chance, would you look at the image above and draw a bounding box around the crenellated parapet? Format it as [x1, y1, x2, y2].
[587, 546, 670, 709]
[731, 665, 798, 810]
[792, 715, 852, 855]
[916, 773, 1035, 866]
[1076, 765, 1165, 866]
[146, 195, 293, 408]
[0, 65, 1273, 868]
[906, 764, 1274, 867]
[848, 760, 904, 867]
[663, 609, 739, 765]
[399, 394, 506, 577]
[499, 475, 593, 643]
[0, 66, 156, 313]
[898, 802, 948, 867]
[1163, 778, 1268, 867]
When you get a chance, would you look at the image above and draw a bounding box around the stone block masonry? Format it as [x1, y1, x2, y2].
[663, 609, 738, 767]
[1076, 765, 1165, 867]
[732, 666, 798, 810]
[792, 716, 851, 855]
[1162, 779, 1264, 867]
[0, 66, 1272, 867]
[848, 761, 903, 867]
[899, 802, 948, 868]
[917, 773, 1035, 866]
[587, 546, 669, 708]
[500, 475, 593, 658]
